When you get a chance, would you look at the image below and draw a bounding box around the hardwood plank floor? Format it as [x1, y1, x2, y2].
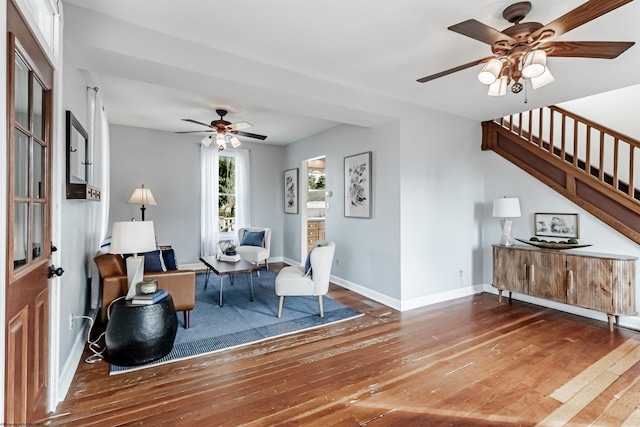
[43, 266, 640, 426]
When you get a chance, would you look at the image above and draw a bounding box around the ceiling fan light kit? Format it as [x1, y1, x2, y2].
[177, 108, 267, 150]
[417, 0, 635, 98]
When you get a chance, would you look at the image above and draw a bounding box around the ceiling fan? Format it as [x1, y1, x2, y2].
[417, 0, 635, 96]
[177, 109, 267, 151]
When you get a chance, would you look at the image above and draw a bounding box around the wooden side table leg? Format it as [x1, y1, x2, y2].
[498, 290, 503, 303]
[607, 314, 614, 332]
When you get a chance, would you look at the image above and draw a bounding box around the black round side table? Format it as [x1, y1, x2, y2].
[105, 295, 178, 366]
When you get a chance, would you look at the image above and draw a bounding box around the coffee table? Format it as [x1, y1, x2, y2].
[199, 256, 260, 307]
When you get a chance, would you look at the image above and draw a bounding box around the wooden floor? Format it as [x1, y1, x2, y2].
[44, 266, 640, 426]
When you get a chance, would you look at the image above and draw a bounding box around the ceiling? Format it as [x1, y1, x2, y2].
[62, 0, 640, 146]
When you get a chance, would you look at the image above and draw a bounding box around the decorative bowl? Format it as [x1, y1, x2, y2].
[515, 238, 592, 250]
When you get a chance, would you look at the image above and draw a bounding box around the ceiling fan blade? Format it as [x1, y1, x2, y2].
[448, 19, 516, 46]
[417, 56, 495, 83]
[175, 130, 215, 134]
[181, 118, 212, 127]
[234, 130, 267, 140]
[227, 121, 253, 131]
[545, 41, 635, 59]
[532, 0, 633, 40]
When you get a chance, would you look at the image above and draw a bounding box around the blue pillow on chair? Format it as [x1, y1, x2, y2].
[241, 231, 265, 247]
[142, 250, 164, 272]
[161, 248, 178, 270]
[304, 251, 312, 277]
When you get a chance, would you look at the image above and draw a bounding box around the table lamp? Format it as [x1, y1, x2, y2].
[110, 220, 157, 299]
[127, 184, 157, 221]
[492, 197, 521, 246]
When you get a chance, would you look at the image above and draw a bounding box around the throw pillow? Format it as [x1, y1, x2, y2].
[241, 230, 265, 247]
[304, 250, 312, 277]
[142, 250, 164, 272]
[161, 248, 179, 270]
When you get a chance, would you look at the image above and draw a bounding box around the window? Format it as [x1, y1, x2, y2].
[218, 155, 236, 233]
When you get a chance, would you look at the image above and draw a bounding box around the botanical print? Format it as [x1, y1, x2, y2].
[284, 169, 298, 214]
[344, 152, 371, 218]
[348, 163, 367, 207]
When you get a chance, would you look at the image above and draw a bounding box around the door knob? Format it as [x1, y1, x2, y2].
[48, 266, 64, 278]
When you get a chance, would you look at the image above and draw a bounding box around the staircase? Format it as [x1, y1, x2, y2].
[482, 105, 640, 245]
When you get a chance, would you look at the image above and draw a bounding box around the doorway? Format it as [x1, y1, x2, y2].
[301, 156, 326, 262]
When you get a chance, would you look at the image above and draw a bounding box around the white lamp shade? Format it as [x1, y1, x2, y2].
[488, 76, 508, 96]
[201, 135, 213, 147]
[230, 136, 241, 148]
[110, 221, 157, 255]
[531, 67, 555, 89]
[522, 50, 547, 78]
[478, 59, 502, 85]
[216, 133, 226, 147]
[128, 186, 157, 206]
[492, 197, 521, 218]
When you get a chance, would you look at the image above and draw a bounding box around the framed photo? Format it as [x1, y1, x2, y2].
[534, 213, 579, 239]
[344, 151, 372, 218]
[284, 168, 298, 214]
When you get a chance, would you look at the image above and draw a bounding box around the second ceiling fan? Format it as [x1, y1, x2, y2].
[177, 109, 267, 151]
[417, 0, 635, 96]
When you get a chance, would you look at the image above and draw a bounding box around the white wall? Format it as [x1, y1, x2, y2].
[399, 108, 485, 307]
[109, 125, 285, 264]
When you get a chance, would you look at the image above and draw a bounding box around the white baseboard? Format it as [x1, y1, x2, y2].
[481, 284, 640, 332]
[57, 320, 92, 403]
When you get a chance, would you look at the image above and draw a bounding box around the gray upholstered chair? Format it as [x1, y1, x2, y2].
[237, 227, 271, 271]
[275, 240, 335, 318]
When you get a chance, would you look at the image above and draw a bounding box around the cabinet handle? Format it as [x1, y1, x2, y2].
[529, 264, 535, 284]
[567, 270, 573, 297]
[522, 263, 527, 280]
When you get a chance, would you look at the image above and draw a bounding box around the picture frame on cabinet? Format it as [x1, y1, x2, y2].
[534, 213, 579, 239]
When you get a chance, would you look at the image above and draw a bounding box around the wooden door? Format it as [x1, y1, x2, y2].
[526, 251, 567, 303]
[5, 1, 54, 422]
[493, 246, 528, 294]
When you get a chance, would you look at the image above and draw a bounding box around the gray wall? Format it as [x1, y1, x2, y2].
[109, 125, 285, 264]
[58, 47, 93, 372]
[285, 122, 402, 299]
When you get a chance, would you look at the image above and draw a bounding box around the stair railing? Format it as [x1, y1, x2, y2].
[496, 106, 640, 202]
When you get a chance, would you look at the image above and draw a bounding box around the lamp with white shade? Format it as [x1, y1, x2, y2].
[492, 197, 521, 246]
[128, 184, 157, 221]
[110, 220, 157, 299]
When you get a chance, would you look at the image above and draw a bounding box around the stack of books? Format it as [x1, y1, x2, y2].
[131, 289, 168, 305]
[219, 253, 241, 262]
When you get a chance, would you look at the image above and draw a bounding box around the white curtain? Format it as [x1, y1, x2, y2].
[200, 145, 219, 256]
[87, 88, 111, 309]
[235, 148, 251, 233]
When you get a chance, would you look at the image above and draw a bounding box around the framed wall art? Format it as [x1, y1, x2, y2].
[534, 213, 579, 239]
[284, 168, 299, 214]
[344, 151, 372, 218]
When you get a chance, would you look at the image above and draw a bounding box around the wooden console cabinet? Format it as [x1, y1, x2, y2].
[493, 245, 637, 331]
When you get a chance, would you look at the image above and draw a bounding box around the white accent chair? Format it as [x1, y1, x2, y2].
[275, 240, 335, 318]
[236, 227, 271, 271]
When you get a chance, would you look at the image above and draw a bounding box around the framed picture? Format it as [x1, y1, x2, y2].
[344, 151, 372, 218]
[284, 168, 298, 214]
[534, 213, 579, 239]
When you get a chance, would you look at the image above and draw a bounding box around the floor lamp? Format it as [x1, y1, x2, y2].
[128, 184, 157, 221]
[492, 197, 521, 246]
[110, 220, 157, 299]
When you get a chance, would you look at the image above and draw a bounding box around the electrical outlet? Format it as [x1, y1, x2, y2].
[69, 313, 74, 330]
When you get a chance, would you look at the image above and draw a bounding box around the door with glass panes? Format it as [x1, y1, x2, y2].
[5, 1, 54, 422]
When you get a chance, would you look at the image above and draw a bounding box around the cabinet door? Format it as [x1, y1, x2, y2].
[527, 251, 567, 303]
[493, 246, 528, 294]
[566, 255, 635, 314]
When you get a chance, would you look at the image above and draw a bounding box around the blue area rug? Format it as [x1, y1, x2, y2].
[110, 269, 362, 374]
